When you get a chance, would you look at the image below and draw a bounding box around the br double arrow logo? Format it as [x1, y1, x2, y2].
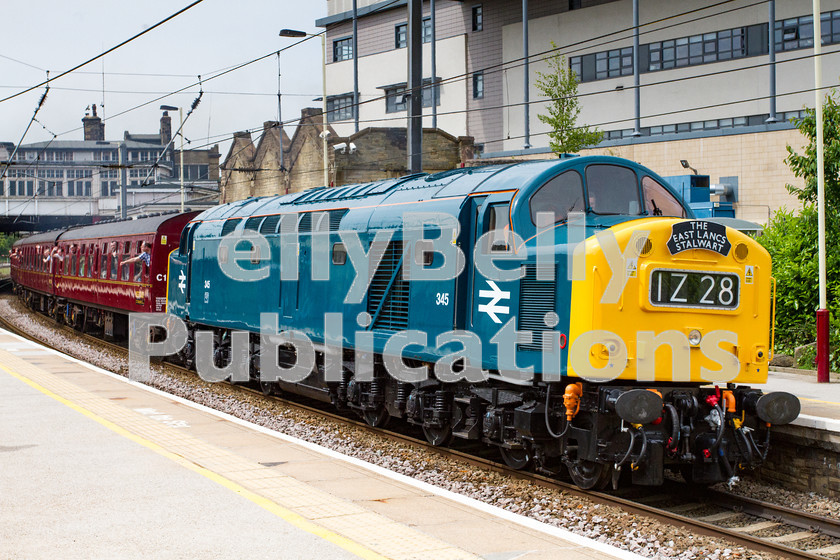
[478, 280, 510, 324]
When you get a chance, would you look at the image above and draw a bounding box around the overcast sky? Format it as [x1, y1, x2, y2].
[0, 0, 327, 157]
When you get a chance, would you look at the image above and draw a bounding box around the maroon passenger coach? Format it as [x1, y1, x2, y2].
[11, 211, 197, 338]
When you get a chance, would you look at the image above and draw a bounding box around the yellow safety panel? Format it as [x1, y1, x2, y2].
[568, 218, 772, 385]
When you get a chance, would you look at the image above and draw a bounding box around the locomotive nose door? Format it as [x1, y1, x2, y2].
[469, 193, 523, 375]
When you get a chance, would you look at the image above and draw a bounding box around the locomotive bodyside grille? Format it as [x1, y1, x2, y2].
[368, 240, 409, 331]
[518, 265, 556, 352]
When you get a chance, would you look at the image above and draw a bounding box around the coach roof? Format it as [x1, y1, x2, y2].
[13, 229, 65, 247]
[59, 212, 198, 241]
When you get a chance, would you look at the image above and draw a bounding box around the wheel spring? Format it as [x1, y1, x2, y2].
[338, 371, 351, 402]
[395, 382, 410, 410]
[369, 378, 385, 406]
[433, 391, 448, 417]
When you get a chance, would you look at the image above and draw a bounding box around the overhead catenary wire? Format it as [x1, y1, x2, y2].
[0, 0, 207, 105]
[2, 0, 827, 221]
[0, 78, 50, 185]
[19, 73, 832, 220]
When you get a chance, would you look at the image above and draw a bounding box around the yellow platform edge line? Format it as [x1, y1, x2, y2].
[1, 364, 388, 560]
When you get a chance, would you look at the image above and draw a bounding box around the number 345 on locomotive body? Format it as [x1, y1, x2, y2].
[165, 155, 800, 490]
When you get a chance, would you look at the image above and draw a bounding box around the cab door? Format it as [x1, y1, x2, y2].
[469, 193, 521, 372]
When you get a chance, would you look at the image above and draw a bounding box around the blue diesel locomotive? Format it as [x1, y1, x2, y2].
[166, 155, 799, 489]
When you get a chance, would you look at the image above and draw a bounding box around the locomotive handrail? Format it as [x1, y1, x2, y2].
[771, 276, 777, 359]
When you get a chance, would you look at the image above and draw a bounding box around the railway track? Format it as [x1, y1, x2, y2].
[3, 301, 839, 560]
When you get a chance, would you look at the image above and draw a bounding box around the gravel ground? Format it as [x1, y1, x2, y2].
[3, 296, 834, 560]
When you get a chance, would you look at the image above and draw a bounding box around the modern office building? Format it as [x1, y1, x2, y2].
[318, 0, 840, 222]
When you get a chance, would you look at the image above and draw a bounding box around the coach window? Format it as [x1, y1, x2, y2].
[486, 203, 512, 252]
[100, 244, 108, 279]
[79, 247, 86, 277]
[530, 170, 584, 225]
[585, 164, 642, 215]
[70, 249, 77, 276]
[642, 176, 686, 218]
[88, 246, 95, 277]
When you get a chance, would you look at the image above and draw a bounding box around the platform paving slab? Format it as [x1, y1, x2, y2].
[0, 330, 643, 560]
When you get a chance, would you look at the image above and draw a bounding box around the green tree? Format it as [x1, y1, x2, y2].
[759, 87, 840, 368]
[0, 233, 14, 257]
[784, 88, 840, 212]
[535, 45, 603, 155]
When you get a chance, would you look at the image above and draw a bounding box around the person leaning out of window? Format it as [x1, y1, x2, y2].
[120, 241, 152, 269]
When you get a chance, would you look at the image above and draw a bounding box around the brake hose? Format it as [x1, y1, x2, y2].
[545, 384, 570, 439]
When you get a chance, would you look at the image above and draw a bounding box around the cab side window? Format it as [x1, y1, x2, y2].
[486, 203, 511, 252]
[642, 176, 686, 218]
[529, 170, 584, 225]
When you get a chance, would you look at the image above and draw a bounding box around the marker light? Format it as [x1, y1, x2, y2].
[688, 329, 702, 346]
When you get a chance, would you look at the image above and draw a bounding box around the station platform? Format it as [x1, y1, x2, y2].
[763, 369, 840, 430]
[0, 329, 643, 560]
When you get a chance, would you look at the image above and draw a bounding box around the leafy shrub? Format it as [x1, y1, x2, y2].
[758, 206, 840, 370]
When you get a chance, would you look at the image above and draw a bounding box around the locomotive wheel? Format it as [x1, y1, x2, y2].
[422, 424, 452, 446]
[567, 460, 611, 490]
[363, 407, 389, 428]
[500, 446, 531, 470]
[180, 350, 195, 371]
[259, 381, 276, 396]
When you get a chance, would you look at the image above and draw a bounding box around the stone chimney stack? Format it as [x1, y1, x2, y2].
[82, 104, 105, 141]
[160, 111, 172, 146]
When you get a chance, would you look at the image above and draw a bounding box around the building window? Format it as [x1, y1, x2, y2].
[37, 169, 63, 179]
[395, 23, 407, 48]
[572, 24, 751, 82]
[423, 17, 432, 43]
[595, 47, 633, 79]
[67, 181, 92, 197]
[333, 37, 353, 62]
[327, 94, 355, 122]
[472, 5, 483, 32]
[569, 0, 581, 9]
[182, 164, 210, 181]
[396, 19, 432, 48]
[775, 12, 840, 51]
[570, 57, 582, 79]
[383, 79, 440, 113]
[473, 71, 484, 99]
[44, 151, 72, 162]
[39, 180, 62, 197]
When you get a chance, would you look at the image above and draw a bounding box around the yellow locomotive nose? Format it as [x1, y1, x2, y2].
[568, 218, 773, 385]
